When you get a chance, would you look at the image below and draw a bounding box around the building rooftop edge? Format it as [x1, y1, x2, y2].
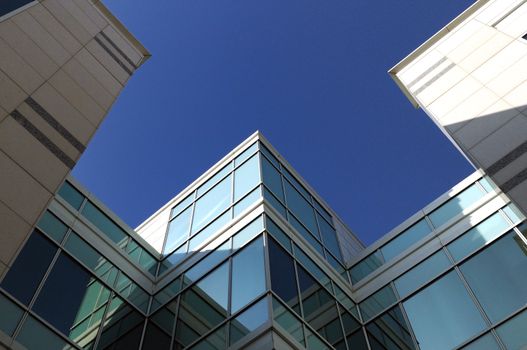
[387, 0, 490, 107]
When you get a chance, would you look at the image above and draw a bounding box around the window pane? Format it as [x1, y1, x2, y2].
[496, 308, 527, 350]
[262, 155, 284, 201]
[188, 209, 231, 252]
[381, 219, 431, 262]
[233, 186, 261, 217]
[97, 296, 144, 350]
[347, 330, 369, 350]
[294, 244, 332, 291]
[283, 168, 311, 200]
[289, 214, 323, 255]
[232, 216, 264, 251]
[447, 211, 509, 262]
[183, 240, 230, 286]
[502, 203, 525, 223]
[81, 201, 128, 247]
[272, 297, 305, 346]
[192, 175, 232, 234]
[230, 298, 269, 345]
[260, 143, 280, 168]
[359, 285, 397, 321]
[266, 217, 292, 252]
[234, 154, 260, 201]
[269, 238, 300, 313]
[263, 186, 287, 217]
[394, 249, 451, 298]
[164, 206, 192, 254]
[403, 271, 486, 350]
[1, 232, 57, 305]
[461, 333, 500, 350]
[317, 213, 342, 260]
[189, 324, 227, 350]
[284, 180, 318, 235]
[231, 237, 265, 312]
[429, 184, 485, 228]
[460, 231, 527, 323]
[36, 211, 68, 243]
[197, 163, 232, 197]
[350, 251, 384, 283]
[170, 193, 194, 220]
[235, 142, 258, 166]
[0, 293, 24, 336]
[366, 306, 415, 350]
[196, 262, 229, 314]
[58, 182, 84, 210]
[141, 323, 171, 350]
[16, 316, 74, 350]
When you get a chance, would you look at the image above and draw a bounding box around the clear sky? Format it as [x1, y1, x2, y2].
[73, 0, 476, 246]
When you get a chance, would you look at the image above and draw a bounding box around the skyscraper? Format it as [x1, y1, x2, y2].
[1, 0, 527, 349]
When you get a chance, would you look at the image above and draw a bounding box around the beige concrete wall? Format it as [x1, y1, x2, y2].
[393, 0, 527, 216]
[0, 0, 148, 279]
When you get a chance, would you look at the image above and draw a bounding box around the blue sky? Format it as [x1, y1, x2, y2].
[73, 0, 475, 246]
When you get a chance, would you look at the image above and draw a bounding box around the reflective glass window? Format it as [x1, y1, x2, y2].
[268, 238, 300, 313]
[195, 262, 229, 314]
[447, 211, 510, 262]
[263, 186, 287, 217]
[188, 210, 231, 252]
[289, 214, 323, 255]
[334, 285, 358, 319]
[1, 232, 57, 305]
[16, 316, 74, 350]
[197, 163, 232, 197]
[97, 296, 144, 350]
[81, 201, 128, 247]
[164, 206, 193, 254]
[262, 155, 284, 201]
[36, 211, 68, 243]
[0, 293, 24, 336]
[350, 251, 384, 283]
[184, 240, 230, 286]
[381, 219, 432, 262]
[142, 323, 171, 350]
[272, 297, 305, 346]
[266, 217, 292, 252]
[359, 285, 397, 321]
[479, 177, 496, 193]
[429, 184, 485, 228]
[285, 180, 318, 234]
[294, 244, 332, 291]
[283, 168, 311, 200]
[230, 298, 269, 345]
[347, 330, 369, 350]
[232, 215, 264, 251]
[58, 181, 85, 210]
[231, 237, 266, 312]
[64, 232, 118, 286]
[162, 244, 188, 274]
[33, 254, 93, 334]
[461, 333, 500, 350]
[460, 231, 527, 323]
[153, 277, 181, 308]
[503, 203, 525, 223]
[496, 308, 527, 350]
[234, 154, 260, 201]
[306, 328, 330, 350]
[189, 324, 226, 350]
[338, 304, 360, 337]
[170, 192, 194, 220]
[366, 306, 415, 350]
[233, 186, 261, 217]
[317, 213, 342, 260]
[394, 249, 451, 298]
[192, 175, 232, 234]
[115, 273, 150, 313]
[235, 142, 258, 166]
[260, 144, 280, 168]
[403, 271, 486, 350]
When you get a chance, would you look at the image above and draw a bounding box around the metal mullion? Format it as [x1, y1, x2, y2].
[137, 317, 149, 350]
[168, 295, 181, 350]
[490, 328, 507, 350]
[397, 300, 420, 350]
[335, 304, 351, 350]
[361, 326, 373, 350]
[454, 265, 493, 328]
[263, 232, 272, 295]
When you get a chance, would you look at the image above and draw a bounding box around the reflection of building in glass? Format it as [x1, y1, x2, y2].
[1, 0, 527, 349]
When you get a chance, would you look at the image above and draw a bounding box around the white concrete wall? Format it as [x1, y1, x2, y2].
[394, 0, 527, 216]
[0, 0, 148, 280]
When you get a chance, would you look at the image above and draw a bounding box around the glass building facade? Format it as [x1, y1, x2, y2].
[1, 133, 527, 350]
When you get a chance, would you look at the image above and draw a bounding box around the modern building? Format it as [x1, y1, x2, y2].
[1, 0, 527, 350]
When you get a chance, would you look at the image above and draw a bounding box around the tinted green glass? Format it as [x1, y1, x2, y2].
[196, 163, 232, 197]
[366, 306, 415, 350]
[306, 328, 330, 350]
[394, 249, 451, 298]
[97, 297, 144, 350]
[403, 271, 486, 350]
[232, 216, 264, 251]
[58, 181, 85, 210]
[350, 251, 384, 283]
[0, 293, 23, 336]
[460, 232, 527, 323]
[359, 285, 397, 321]
[37, 211, 68, 243]
[496, 308, 527, 350]
[448, 211, 509, 262]
[347, 330, 369, 350]
[429, 184, 485, 228]
[461, 333, 500, 350]
[17, 316, 74, 350]
[115, 273, 149, 313]
[230, 298, 269, 345]
[192, 175, 232, 234]
[81, 201, 128, 247]
[234, 154, 260, 201]
[233, 186, 261, 217]
[231, 237, 266, 312]
[141, 323, 171, 350]
[272, 297, 305, 346]
[261, 155, 284, 201]
[190, 324, 227, 350]
[284, 180, 318, 234]
[381, 219, 432, 262]
[164, 205, 192, 254]
[1, 232, 57, 305]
